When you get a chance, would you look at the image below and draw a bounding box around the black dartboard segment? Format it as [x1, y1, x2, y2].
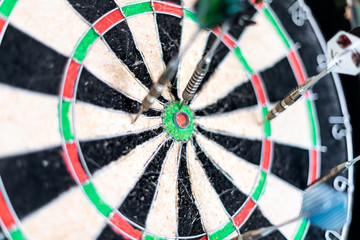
[67, 0, 118, 23]
[156, 13, 182, 100]
[0, 25, 67, 95]
[79, 126, 164, 173]
[0, 0, 353, 240]
[76, 67, 161, 116]
[0, 229, 5, 240]
[197, 126, 262, 166]
[259, 58, 298, 103]
[271, 143, 309, 190]
[177, 143, 205, 237]
[103, 22, 155, 91]
[0, 147, 75, 219]
[118, 139, 173, 227]
[194, 81, 258, 116]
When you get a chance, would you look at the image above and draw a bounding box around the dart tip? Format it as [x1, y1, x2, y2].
[258, 116, 268, 125]
[179, 101, 185, 110]
[132, 108, 144, 124]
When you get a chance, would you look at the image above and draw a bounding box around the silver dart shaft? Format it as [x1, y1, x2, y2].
[234, 215, 305, 240]
[308, 154, 360, 188]
[264, 67, 332, 122]
[180, 23, 230, 108]
[132, 58, 180, 123]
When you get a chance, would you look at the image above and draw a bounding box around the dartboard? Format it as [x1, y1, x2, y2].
[0, 0, 354, 240]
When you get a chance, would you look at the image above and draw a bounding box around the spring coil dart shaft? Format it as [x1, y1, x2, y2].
[181, 57, 211, 106]
[180, 23, 230, 109]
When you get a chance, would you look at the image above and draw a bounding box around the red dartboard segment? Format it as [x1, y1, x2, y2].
[288, 51, 307, 83]
[0, 17, 6, 35]
[62, 60, 81, 99]
[212, 27, 236, 49]
[261, 140, 272, 170]
[153, 2, 183, 17]
[199, 235, 208, 240]
[233, 199, 256, 227]
[249, 0, 263, 9]
[0, 191, 16, 229]
[94, 9, 124, 35]
[250, 75, 266, 105]
[110, 213, 142, 240]
[63, 143, 89, 184]
[309, 149, 319, 184]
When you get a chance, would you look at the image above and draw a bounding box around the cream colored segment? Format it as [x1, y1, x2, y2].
[22, 187, 105, 240]
[83, 39, 163, 109]
[126, 14, 171, 100]
[93, 134, 166, 207]
[238, 13, 288, 72]
[74, 102, 162, 141]
[271, 99, 312, 149]
[187, 142, 230, 232]
[258, 174, 304, 239]
[195, 106, 263, 141]
[191, 53, 248, 110]
[0, 85, 61, 157]
[196, 134, 259, 195]
[10, 0, 88, 56]
[145, 142, 180, 237]
[178, 19, 209, 99]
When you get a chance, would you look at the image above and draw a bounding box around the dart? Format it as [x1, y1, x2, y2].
[236, 184, 348, 240]
[180, 0, 256, 108]
[309, 154, 360, 188]
[180, 23, 230, 109]
[132, 30, 200, 123]
[135, 0, 254, 122]
[264, 28, 360, 122]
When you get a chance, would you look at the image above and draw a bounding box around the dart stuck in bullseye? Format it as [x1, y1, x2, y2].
[133, 0, 254, 123]
[263, 28, 360, 122]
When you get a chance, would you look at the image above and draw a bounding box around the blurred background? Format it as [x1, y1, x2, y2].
[305, 0, 360, 238]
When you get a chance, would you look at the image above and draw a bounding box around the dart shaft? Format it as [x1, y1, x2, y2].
[181, 23, 230, 106]
[264, 68, 329, 122]
[309, 155, 360, 188]
[181, 53, 212, 105]
[235, 216, 304, 240]
[133, 30, 201, 123]
[143, 59, 179, 111]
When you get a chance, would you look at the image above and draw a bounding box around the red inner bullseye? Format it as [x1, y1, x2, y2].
[176, 113, 187, 128]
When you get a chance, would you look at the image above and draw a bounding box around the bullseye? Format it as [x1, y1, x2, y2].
[174, 111, 190, 129]
[163, 103, 194, 141]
